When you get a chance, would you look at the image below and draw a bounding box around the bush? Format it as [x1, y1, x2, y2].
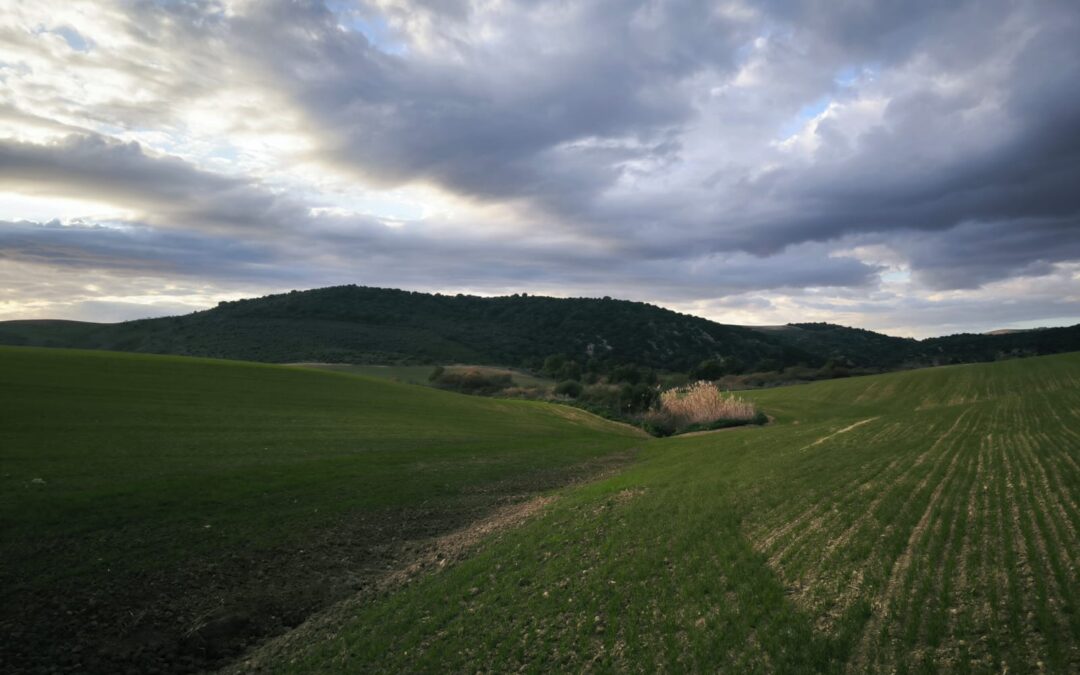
[578, 383, 621, 409]
[553, 380, 583, 398]
[556, 360, 582, 382]
[609, 364, 641, 385]
[619, 383, 658, 412]
[690, 359, 726, 381]
[647, 381, 761, 433]
[430, 369, 513, 395]
[542, 354, 566, 376]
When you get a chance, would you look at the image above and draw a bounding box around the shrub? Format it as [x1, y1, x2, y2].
[609, 364, 642, 385]
[542, 354, 566, 376]
[501, 385, 548, 400]
[430, 369, 512, 395]
[619, 383, 658, 412]
[648, 381, 761, 433]
[578, 383, 621, 409]
[690, 359, 726, 381]
[556, 360, 582, 382]
[553, 380, 583, 398]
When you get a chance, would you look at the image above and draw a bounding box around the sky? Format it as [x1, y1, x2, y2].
[1, 0, 1078, 338]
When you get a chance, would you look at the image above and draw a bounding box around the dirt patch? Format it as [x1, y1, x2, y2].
[800, 417, 879, 451]
[0, 451, 636, 675]
[614, 487, 647, 503]
[225, 494, 558, 673]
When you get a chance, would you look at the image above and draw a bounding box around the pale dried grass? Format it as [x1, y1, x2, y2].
[653, 381, 758, 429]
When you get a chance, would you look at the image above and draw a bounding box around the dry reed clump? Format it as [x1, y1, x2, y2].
[649, 381, 759, 431]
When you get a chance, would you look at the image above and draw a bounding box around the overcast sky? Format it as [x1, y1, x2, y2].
[1, 0, 1078, 337]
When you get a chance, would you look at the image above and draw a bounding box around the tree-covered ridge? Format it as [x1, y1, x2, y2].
[0, 286, 815, 372]
[0, 285, 1077, 374]
[752, 323, 921, 369]
[765, 322, 1080, 369]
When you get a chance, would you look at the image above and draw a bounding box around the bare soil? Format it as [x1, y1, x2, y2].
[0, 451, 635, 675]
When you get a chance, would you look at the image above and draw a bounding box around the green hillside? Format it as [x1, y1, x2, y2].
[753, 322, 921, 369]
[0, 286, 814, 372]
[763, 321, 1080, 369]
[2, 286, 1077, 376]
[240, 353, 1080, 674]
[4, 346, 1078, 673]
[0, 347, 642, 674]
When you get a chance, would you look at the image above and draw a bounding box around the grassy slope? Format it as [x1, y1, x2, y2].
[292, 363, 553, 388]
[0, 347, 642, 672]
[267, 353, 1080, 674]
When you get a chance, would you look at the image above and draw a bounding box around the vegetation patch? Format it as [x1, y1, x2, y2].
[427, 365, 514, 394]
[644, 381, 766, 436]
[5, 286, 1075, 376]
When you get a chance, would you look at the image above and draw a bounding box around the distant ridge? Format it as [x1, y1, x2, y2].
[1, 285, 1077, 373]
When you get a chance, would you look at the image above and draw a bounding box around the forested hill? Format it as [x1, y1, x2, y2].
[0, 285, 1077, 373]
[0, 286, 816, 372]
[755, 322, 1080, 369]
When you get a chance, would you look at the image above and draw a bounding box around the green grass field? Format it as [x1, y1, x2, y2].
[290, 362, 553, 388]
[3, 348, 1078, 673]
[0, 347, 639, 673]
[243, 353, 1080, 674]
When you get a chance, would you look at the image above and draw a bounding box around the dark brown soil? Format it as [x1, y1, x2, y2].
[0, 451, 635, 675]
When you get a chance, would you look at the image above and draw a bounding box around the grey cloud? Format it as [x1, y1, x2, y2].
[651, 1, 1080, 285]
[897, 217, 1080, 290]
[0, 134, 307, 234]
[232, 0, 745, 214]
[0, 213, 880, 313]
[0, 219, 300, 281]
[3, 0, 1080, 333]
[222, 0, 1080, 293]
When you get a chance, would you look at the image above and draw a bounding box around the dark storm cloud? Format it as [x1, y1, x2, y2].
[0, 134, 307, 234]
[0, 219, 299, 281]
[207, 0, 1080, 291]
[897, 217, 1080, 290]
[0, 212, 880, 310]
[231, 0, 745, 214]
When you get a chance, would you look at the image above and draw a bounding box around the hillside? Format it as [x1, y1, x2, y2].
[0, 286, 817, 372]
[4, 346, 1078, 672]
[242, 352, 1080, 673]
[754, 321, 1080, 369]
[750, 322, 921, 369]
[0, 285, 1077, 374]
[0, 347, 643, 674]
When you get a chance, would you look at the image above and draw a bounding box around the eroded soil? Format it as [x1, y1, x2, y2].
[0, 451, 635, 675]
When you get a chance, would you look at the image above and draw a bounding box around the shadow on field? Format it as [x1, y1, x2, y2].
[1, 451, 635, 675]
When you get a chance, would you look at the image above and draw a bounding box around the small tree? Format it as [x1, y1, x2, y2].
[554, 380, 583, 398]
[542, 354, 566, 376]
[556, 360, 582, 382]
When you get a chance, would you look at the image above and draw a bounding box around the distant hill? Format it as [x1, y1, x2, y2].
[750, 323, 920, 369]
[0, 285, 1077, 373]
[919, 325, 1080, 364]
[756, 322, 1080, 369]
[0, 286, 817, 372]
